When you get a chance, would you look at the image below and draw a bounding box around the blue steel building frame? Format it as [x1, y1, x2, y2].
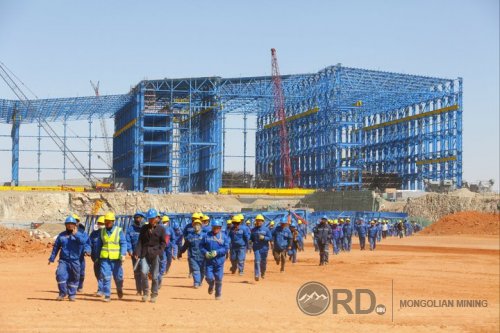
[0, 65, 462, 191]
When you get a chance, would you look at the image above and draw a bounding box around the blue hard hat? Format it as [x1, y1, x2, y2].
[290, 222, 297, 228]
[65, 216, 77, 224]
[321, 215, 328, 220]
[134, 211, 145, 218]
[172, 223, 180, 230]
[146, 208, 158, 219]
[212, 220, 223, 227]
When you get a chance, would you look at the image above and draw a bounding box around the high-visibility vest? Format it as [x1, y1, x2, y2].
[100, 226, 122, 260]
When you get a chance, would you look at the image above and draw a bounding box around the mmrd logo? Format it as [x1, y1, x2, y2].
[297, 282, 386, 316]
[296, 282, 330, 316]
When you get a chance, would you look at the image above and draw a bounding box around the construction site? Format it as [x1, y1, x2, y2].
[0, 1, 499, 331]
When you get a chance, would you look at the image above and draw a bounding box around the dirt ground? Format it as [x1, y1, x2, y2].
[0, 234, 498, 333]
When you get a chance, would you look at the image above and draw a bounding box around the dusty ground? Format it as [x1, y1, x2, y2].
[0, 235, 498, 333]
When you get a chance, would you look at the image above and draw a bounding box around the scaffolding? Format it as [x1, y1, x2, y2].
[0, 64, 462, 191]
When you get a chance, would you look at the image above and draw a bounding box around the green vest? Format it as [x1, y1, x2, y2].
[100, 227, 122, 260]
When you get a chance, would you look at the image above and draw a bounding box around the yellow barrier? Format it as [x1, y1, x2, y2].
[416, 156, 457, 166]
[0, 186, 86, 192]
[363, 104, 459, 131]
[113, 118, 137, 138]
[264, 107, 319, 130]
[218, 188, 315, 196]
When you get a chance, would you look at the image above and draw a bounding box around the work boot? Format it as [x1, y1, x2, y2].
[261, 273, 265, 279]
[117, 289, 123, 299]
[215, 296, 221, 300]
[136, 291, 142, 296]
[104, 297, 111, 302]
[208, 284, 214, 295]
[56, 295, 64, 301]
[141, 295, 148, 302]
[69, 296, 76, 302]
[150, 296, 157, 303]
[238, 271, 244, 276]
[230, 266, 237, 274]
[95, 291, 104, 297]
[77, 288, 82, 293]
[194, 284, 200, 289]
[254, 276, 259, 282]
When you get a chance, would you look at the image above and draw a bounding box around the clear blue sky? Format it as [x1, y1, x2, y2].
[0, 0, 498, 187]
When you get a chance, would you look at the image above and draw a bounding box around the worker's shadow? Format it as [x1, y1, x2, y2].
[167, 284, 197, 289]
[169, 297, 212, 301]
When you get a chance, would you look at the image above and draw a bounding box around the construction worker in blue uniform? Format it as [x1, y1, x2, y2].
[159, 215, 173, 286]
[313, 216, 332, 265]
[338, 219, 345, 251]
[201, 219, 230, 300]
[343, 218, 353, 251]
[172, 222, 183, 259]
[250, 215, 272, 281]
[368, 220, 378, 250]
[96, 212, 127, 302]
[375, 219, 382, 242]
[397, 220, 404, 238]
[288, 222, 302, 263]
[89, 215, 105, 296]
[201, 214, 211, 233]
[72, 214, 90, 292]
[48, 216, 90, 301]
[181, 212, 202, 277]
[297, 220, 305, 250]
[356, 219, 368, 250]
[272, 218, 292, 272]
[126, 211, 144, 295]
[228, 214, 250, 275]
[268, 221, 275, 250]
[180, 218, 206, 288]
[331, 220, 343, 255]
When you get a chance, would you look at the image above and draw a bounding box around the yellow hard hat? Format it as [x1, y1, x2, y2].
[255, 214, 265, 221]
[226, 219, 232, 225]
[339, 218, 344, 223]
[333, 219, 339, 225]
[232, 215, 242, 223]
[328, 219, 333, 224]
[202, 215, 210, 221]
[192, 212, 202, 219]
[298, 220, 303, 224]
[72, 213, 80, 222]
[97, 216, 105, 224]
[270, 221, 275, 226]
[370, 220, 376, 224]
[192, 219, 202, 225]
[104, 212, 115, 221]
[245, 220, 251, 224]
[161, 216, 170, 223]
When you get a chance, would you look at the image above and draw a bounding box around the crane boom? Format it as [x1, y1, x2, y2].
[0, 63, 99, 186]
[91, 80, 112, 168]
[271, 48, 294, 188]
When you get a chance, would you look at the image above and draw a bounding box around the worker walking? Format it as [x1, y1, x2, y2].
[250, 215, 272, 281]
[201, 220, 230, 300]
[89, 215, 105, 296]
[332, 220, 343, 255]
[338, 219, 345, 251]
[159, 215, 173, 286]
[126, 211, 144, 295]
[134, 208, 167, 303]
[313, 216, 332, 265]
[356, 219, 368, 250]
[73, 214, 90, 292]
[172, 223, 183, 259]
[288, 222, 302, 263]
[96, 212, 127, 302]
[180, 218, 206, 289]
[368, 220, 378, 251]
[272, 219, 292, 272]
[343, 218, 353, 252]
[228, 214, 250, 275]
[48, 216, 90, 301]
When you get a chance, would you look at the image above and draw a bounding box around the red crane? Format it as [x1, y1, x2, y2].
[271, 48, 294, 188]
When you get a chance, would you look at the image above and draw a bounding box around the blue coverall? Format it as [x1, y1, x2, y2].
[96, 226, 127, 298]
[288, 228, 302, 263]
[159, 224, 173, 286]
[368, 225, 378, 250]
[172, 227, 183, 258]
[343, 222, 353, 251]
[201, 231, 230, 298]
[89, 228, 104, 294]
[356, 222, 367, 250]
[313, 222, 332, 265]
[272, 225, 292, 272]
[49, 231, 89, 299]
[250, 225, 272, 279]
[228, 224, 250, 274]
[126, 223, 143, 294]
[332, 225, 344, 255]
[181, 230, 206, 287]
[77, 224, 91, 290]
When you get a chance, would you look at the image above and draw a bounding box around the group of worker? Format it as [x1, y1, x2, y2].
[312, 216, 421, 265]
[48, 210, 419, 302]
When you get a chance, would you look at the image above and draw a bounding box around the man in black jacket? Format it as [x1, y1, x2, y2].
[134, 208, 167, 303]
[313, 216, 332, 266]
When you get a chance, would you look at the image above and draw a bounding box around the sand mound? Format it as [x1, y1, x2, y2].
[420, 211, 499, 236]
[0, 226, 51, 257]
